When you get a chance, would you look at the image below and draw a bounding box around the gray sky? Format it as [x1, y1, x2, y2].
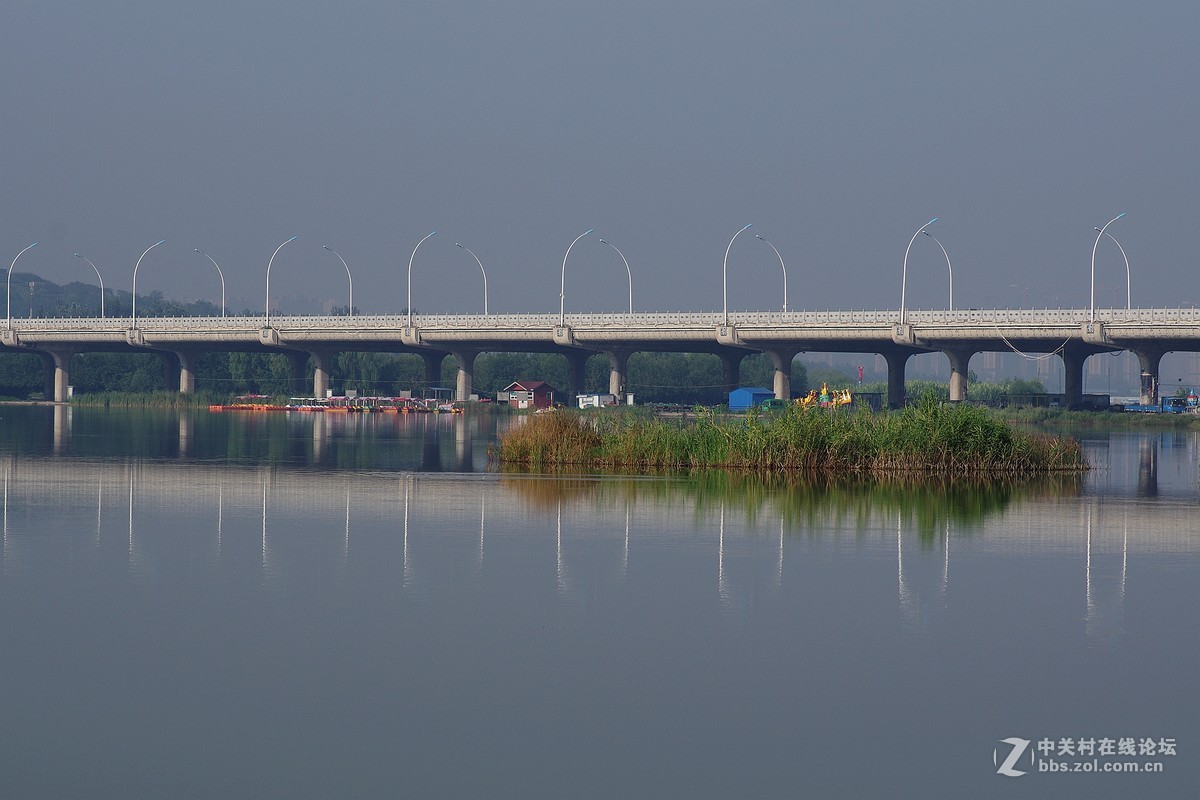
[2, 0, 1196, 316]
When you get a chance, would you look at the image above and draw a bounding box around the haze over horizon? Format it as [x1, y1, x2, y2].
[2, 1, 1196, 319]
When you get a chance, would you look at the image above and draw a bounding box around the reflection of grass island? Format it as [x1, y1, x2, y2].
[496, 398, 1086, 475]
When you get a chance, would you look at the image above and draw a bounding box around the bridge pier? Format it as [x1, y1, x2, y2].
[720, 352, 745, 395]
[883, 350, 911, 409]
[451, 349, 477, 402]
[1133, 348, 1164, 406]
[944, 348, 975, 402]
[765, 349, 800, 401]
[176, 350, 197, 394]
[41, 349, 73, 402]
[288, 352, 309, 395]
[607, 350, 630, 399]
[1060, 347, 1087, 409]
[565, 351, 590, 403]
[311, 350, 333, 398]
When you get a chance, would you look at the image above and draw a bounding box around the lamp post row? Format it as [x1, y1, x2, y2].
[3, 218, 1132, 326]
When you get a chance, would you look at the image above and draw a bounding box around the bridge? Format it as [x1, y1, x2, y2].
[3, 307, 1199, 407]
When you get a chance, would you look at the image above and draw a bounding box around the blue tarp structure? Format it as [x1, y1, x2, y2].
[728, 387, 773, 410]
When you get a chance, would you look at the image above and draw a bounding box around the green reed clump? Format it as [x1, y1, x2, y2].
[70, 390, 234, 408]
[495, 400, 1086, 475]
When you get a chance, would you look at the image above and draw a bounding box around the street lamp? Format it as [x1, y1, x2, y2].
[264, 235, 298, 327]
[406, 231, 437, 328]
[922, 230, 954, 311]
[6, 242, 38, 328]
[722, 224, 752, 326]
[73, 253, 106, 318]
[755, 233, 788, 313]
[900, 217, 938, 325]
[455, 242, 489, 315]
[598, 238, 633, 314]
[1090, 212, 1125, 322]
[1093, 226, 1131, 310]
[130, 239, 166, 327]
[559, 229, 593, 325]
[194, 249, 226, 317]
[322, 245, 353, 318]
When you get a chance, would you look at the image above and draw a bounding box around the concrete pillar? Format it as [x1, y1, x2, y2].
[311, 351, 332, 399]
[607, 350, 630, 398]
[883, 350, 911, 409]
[1133, 348, 1164, 406]
[176, 351, 196, 394]
[565, 351, 590, 402]
[288, 351, 309, 395]
[1060, 348, 1087, 409]
[451, 349, 477, 402]
[720, 352, 745, 395]
[421, 352, 444, 393]
[765, 349, 800, 401]
[45, 350, 73, 403]
[40, 352, 55, 399]
[160, 352, 180, 393]
[944, 348, 975, 402]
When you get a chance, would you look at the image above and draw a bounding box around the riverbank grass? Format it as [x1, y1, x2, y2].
[497, 398, 1086, 475]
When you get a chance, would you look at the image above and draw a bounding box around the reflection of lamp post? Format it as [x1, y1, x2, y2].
[1093, 226, 1131, 310]
[454, 243, 489, 315]
[722, 224, 752, 326]
[900, 218, 938, 325]
[6, 242, 38, 328]
[74, 253, 106, 318]
[322, 245, 353, 318]
[598, 239, 633, 313]
[194, 249, 226, 317]
[922, 231, 954, 310]
[264, 236, 297, 327]
[131, 239, 166, 327]
[755, 233, 788, 312]
[559, 229, 593, 325]
[1090, 212, 1125, 322]
[406, 231, 437, 328]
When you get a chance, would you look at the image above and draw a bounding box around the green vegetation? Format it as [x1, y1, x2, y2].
[496, 397, 1086, 475]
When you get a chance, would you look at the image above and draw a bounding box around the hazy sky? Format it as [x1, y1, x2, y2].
[2, 0, 1196, 316]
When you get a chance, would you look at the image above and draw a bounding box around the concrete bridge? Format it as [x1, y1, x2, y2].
[3, 307, 1198, 407]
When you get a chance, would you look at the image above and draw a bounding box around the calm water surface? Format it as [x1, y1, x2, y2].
[0, 407, 1197, 799]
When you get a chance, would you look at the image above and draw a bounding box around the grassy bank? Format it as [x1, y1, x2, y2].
[496, 398, 1086, 475]
[69, 390, 235, 408]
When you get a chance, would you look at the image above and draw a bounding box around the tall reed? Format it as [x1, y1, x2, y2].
[496, 399, 1086, 475]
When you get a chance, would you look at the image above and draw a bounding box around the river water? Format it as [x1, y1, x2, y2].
[0, 406, 1196, 799]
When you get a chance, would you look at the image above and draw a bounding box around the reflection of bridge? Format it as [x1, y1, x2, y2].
[4, 307, 1200, 406]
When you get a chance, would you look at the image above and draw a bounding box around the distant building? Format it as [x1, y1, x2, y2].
[728, 387, 773, 410]
[577, 393, 617, 408]
[503, 380, 556, 410]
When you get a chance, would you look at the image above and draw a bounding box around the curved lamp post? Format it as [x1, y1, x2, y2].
[922, 231, 954, 311]
[406, 231, 437, 327]
[322, 245, 353, 318]
[755, 233, 788, 313]
[194, 249, 226, 317]
[6, 242, 38, 328]
[1093, 226, 1131, 310]
[900, 218, 938, 325]
[598, 238, 633, 313]
[559, 229, 593, 325]
[264, 236, 298, 327]
[73, 253, 106, 318]
[722, 224, 752, 325]
[454, 242, 489, 315]
[1090, 213, 1125, 322]
[131, 239, 166, 327]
